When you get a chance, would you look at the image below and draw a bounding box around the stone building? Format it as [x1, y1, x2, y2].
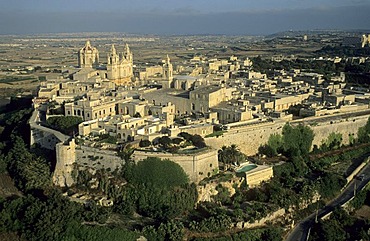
[189, 85, 234, 113]
[106, 44, 133, 85]
[161, 55, 174, 88]
[75, 41, 134, 86]
[64, 96, 119, 121]
[78, 41, 99, 68]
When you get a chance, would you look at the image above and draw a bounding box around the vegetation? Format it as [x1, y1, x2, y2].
[309, 184, 370, 241]
[358, 117, 370, 143]
[0, 99, 140, 241]
[0, 190, 140, 241]
[6, 136, 51, 192]
[319, 132, 343, 152]
[259, 123, 314, 158]
[190, 227, 283, 241]
[97, 134, 117, 144]
[126, 157, 189, 188]
[46, 116, 83, 136]
[116, 157, 197, 220]
[309, 207, 370, 241]
[139, 139, 151, 147]
[218, 145, 246, 170]
[178, 132, 207, 148]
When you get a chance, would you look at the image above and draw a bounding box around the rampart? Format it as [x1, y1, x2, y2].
[29, 108, 69, 150]
[205, 113, 370, 156]
[132, 148, 219, 183]
[75, 146, 123, 171]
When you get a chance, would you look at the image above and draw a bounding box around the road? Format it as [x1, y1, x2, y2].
[285, 163, 370, 241]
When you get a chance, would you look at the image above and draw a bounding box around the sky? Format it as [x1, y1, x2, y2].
[0, 0, 370, 35]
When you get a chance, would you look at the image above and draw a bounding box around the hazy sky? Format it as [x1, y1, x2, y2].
[1, 0, 370, 35]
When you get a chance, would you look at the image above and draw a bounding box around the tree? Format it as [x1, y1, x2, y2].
[218, 145, 246, 170]
[46, 116, 83, 136]
[6, 136, 51, 192]
[129, 157, 189, 188]
[118, 144, 134, 163]
[358, 116, 370, 143]
[120, 157, 197, 220]
[178, 132, 192, 141]
[320, 132, 342, 151]
[259, 133, 283, 157]
[282, 124, 314, 157]
[267, 133, 283, 156]
[139, 139, 151, 148]
[190, 134, 206, 148]
[158, 136, 172, 149]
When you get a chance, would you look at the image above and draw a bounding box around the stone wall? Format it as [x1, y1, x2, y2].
[235, 208, 286, 229]
[308, 115, 369, 147]
[75, 146, 123, 171]
[205, 121, 285, 156]
[205, 114, 370, 156]
[197, 176, 244, 203]
[29, 109, 69, 150]
[132, 148, 219, 183]
[53, 139, 76, 187]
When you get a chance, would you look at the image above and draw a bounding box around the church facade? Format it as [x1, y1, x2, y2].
[75, 40, 173, 87]
[77, 41, 134, 86]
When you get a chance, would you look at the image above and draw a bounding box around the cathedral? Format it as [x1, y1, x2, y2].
[75, 40, 173, 87]
[76, 41, 134, 86]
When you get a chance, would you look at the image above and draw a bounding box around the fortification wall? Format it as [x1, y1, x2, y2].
[75, 146, 123, 171]
[205, 121, 285, 156]
[310, 115, 368, 147]
[29, 109, 69, 150]
[53, 139, 76, 187]
[132, 148, 218, 183]
[205, 114, 370, 156]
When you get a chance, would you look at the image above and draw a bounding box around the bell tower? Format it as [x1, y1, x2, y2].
[107, 45, 119, 80]
[162, 55, 173, 88]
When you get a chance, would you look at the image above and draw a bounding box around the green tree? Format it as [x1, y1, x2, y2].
[46, 116, 83, 136]
[129, 157, 189, 188]
[259, 133, 283, 157]
[358, 116, 370, 143]
[190, 134, 206, 148]
[158, 136, 172, 149]
[320, 132, 342, 151]
[282, 123, 314, 157]
[139, 139, 151, 147]
[6, 136, 51, 192]
[218, 145, 246, 170]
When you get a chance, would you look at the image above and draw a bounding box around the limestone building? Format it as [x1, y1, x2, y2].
[161, 55, 174, 88]
[76, 41, 134, 86]
[361, 34, 370, 48]
[64, 96, 120, 121]
[106, 44, 134, 85]
[78, 41, 99, 68]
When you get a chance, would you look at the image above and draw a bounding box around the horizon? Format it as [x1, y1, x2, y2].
[0, 1, 370, 35]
